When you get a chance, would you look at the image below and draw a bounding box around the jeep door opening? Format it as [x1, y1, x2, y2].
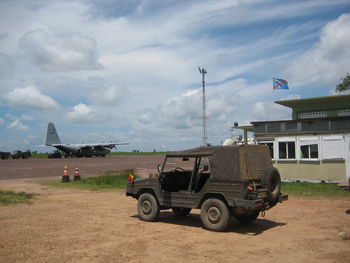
[126, 145, 288, 232]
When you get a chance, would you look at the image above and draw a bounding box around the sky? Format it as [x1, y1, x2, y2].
[0, 0, 350, 152]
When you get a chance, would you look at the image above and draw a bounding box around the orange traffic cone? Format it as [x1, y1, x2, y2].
[74, 167, 81, 181]
[62, 165, 70, 182]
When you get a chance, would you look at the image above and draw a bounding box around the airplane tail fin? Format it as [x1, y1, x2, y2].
[46, 122, 61, 145]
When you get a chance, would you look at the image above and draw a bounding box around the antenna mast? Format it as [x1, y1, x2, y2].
[198, 67, 208, 146]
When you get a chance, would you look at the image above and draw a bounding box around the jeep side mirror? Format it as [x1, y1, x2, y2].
[157, 164, 162, 173]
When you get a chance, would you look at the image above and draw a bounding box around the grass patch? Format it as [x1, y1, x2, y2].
[31, 153, 48, 158]
[42, 171, 349, 198]
[0, 190, 36, 205]
[282, 182, 350, 199]
[42, 170, 135, 191]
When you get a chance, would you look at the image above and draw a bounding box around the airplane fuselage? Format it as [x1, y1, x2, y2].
[53, 144, 111, 157]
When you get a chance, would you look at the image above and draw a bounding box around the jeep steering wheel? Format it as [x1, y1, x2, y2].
[174, 167, 186, 173]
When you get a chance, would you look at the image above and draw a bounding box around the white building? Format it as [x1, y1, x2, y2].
[238, 94, 350, 182]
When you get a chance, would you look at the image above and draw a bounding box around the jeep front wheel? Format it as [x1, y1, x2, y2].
[172, 207, 191, 216]
[200, 198, 230, 232]
[137, 193, 160, 222]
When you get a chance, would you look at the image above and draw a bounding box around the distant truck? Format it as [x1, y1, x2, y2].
[48, 150, 62, 159]
[127, 145, 288, 232]
[0, 151, 11, 160]
[12, 150, 32, 159]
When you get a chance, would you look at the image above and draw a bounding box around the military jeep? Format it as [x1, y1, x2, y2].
[126, 145, 287, 232]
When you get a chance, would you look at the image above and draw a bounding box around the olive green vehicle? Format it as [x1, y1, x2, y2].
[126, 145, 288, 232]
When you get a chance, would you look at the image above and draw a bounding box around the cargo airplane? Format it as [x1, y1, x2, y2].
[45, 122, 128, 157]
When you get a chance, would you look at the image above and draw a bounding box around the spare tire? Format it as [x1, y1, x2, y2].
[261, 167, 281, 207]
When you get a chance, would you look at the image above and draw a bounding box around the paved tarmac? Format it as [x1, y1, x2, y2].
[0, 155, 165, 180]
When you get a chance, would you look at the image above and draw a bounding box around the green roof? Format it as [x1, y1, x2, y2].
[274, 94, 350, 120]
[275, 94, 350, 109]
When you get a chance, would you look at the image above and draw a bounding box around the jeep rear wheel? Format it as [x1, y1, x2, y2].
[200, 198, 230, 232]
[172, 207, 191, 216]
[137, 193, 159, 222]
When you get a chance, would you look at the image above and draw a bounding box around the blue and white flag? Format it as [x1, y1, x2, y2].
[273, 78, 289, 90]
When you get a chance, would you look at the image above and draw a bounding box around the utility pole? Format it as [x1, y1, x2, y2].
[198, 67, 208, 146]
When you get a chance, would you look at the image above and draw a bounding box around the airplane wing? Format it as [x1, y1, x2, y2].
[49, 144, 70, 152]
[94, 142, 129, 149]
[51, 144, 66, 147]
[49, 143, 128, 149]
[76, 142, 129, 150]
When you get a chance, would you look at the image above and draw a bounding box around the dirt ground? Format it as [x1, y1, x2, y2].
[1, 157, 350, 262]
[1, 176, 350, 263]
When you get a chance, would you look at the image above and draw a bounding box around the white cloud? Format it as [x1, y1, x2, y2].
[251, 101, 291, 121]
[278, 94, 302, 101]
[98, 86, 125, 104]
[88, 77, 126, 105]
[0, 53, 12, 78]
[2, 113, 34, 121]
[18, 29, 102, 71]
[286, 13, 350, 86]
[67, 103, 104, 123]
[132, 88, 240, 146]
[7, 119, 29, 131]
[19, 114, 34, 121]
[3, 86, 60, 110]
[0, 117, 4, 125]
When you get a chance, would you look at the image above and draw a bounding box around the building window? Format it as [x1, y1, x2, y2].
[278, 142, 295, 159]
[300, 144, 318, 159]
[298, 111, 327, 119]
[259, 142, 274, 159]
[322, 136, 344, 159]
[337, 109, 350, 117]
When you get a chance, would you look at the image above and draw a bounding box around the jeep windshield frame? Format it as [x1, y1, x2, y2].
[162, 156, 197, 173]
